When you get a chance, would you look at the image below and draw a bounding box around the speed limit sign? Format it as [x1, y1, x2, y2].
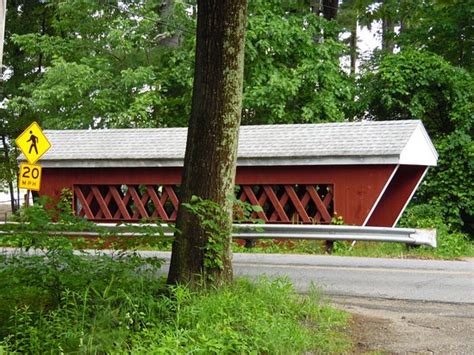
[18, 163, 42, 191]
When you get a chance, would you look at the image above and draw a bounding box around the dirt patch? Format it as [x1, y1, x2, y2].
[330, 295, 474, 354]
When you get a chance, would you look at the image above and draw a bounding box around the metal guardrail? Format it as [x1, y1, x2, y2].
[0, 222, 437, 247]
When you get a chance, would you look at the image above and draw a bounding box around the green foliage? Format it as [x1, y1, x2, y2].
[244, 0, 355, 124]
[6, 0, 356, 131]
[0, 252, 166, 353]
[182, 196, 230, 273]
[5, 0, 195, 129]
[359, 49, 472, 133]
[129, 278, 350, 354]
[0, 140, 17, 194]
[399, 204, 471, 257]
[396, 0, 473, 71]
[0, 252, 350, 353]
[359, 48, 473, 232]
[2, 196, 174, 251]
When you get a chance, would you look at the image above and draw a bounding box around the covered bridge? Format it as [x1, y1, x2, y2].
[36, 120, 437, 227]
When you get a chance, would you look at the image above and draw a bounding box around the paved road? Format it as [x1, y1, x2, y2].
[3, 249, 473, 304]
[232, 253, 474, 304]
[149, 252, 474, 304]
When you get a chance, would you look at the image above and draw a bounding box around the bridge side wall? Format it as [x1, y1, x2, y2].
[40, 164, 401, 226]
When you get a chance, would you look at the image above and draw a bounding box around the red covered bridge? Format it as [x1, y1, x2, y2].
[36, 120, 437, 227]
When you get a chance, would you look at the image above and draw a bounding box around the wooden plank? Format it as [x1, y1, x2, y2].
[306, 185, 332, 222]
[96, 188, 113, 219]
[147, 185, 169, 220]
[128, 186, 149, 219]
[91, 186, 113, 219]
[109, 186, 131, 220]
[163, 186, 179, 220]
[242, 186, 268, 222]
[74, 186, 94, 219]
[263, 186, 290, 222]
[270, 188, 289, 221]
[284, 185, 310, 223]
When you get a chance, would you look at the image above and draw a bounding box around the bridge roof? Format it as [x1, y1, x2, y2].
[35, 120, 438, 168]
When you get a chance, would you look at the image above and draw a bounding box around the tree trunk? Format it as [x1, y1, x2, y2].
[0, 0, 6, 75]
[350, 20, 357, 75]
[322, 0, 338, 21]
[382, 14, 395, 53]
[1, 135, 15, 212]
[167, 0, 247, 286]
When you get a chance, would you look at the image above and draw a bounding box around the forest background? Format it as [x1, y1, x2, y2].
[0, 0, 472, 240]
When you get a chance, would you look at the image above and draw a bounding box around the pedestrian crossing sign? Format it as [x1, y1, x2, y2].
[15, 122, 51, 164]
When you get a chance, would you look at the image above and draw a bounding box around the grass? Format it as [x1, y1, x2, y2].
[0, 248, 351, 354]
[233, 237, 474, 259]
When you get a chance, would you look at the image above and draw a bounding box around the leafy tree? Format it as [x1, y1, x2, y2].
[7, 0, 194, 129]
[359, 48, 473, 233]
[8, 0, 355, 129]
[397, 0, 473, 71]
[243, 0, 354, 124]
[1, 0, 58, 207]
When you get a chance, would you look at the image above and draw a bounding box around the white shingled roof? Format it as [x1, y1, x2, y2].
[33, 120, 437, 168]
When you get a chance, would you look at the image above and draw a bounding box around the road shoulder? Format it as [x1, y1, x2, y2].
[330, 296, 474, 354]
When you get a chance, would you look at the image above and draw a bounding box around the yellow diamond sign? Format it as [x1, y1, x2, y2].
[15, 122, 51, 164]
[18, 163, 42, 192]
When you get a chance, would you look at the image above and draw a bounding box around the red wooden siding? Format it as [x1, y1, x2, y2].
[366, 165, 427, 227]
[40, 165, 397, 226]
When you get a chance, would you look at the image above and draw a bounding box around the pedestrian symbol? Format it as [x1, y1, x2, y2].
[15, 122, 51, 164]
[27, 131, 39, 155]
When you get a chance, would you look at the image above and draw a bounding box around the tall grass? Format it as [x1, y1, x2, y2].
[0, 250, 350, 354]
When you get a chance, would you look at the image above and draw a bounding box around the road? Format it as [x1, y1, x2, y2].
[3, 249, 472, 303]
[150, 252, 474, 304]
[232, 253, 474, 303]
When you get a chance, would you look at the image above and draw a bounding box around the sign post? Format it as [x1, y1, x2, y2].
[15, 121, 51, 194]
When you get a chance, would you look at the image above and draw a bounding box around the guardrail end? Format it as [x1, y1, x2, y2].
[412, 229, 437, 248]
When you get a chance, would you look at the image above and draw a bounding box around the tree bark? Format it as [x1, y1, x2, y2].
[322, 0, 338, 21]
[167, 0, 247, 286]
[1, 135, 15, 212]
[350, 20, 357, 75]
[382, 13, 395, 53]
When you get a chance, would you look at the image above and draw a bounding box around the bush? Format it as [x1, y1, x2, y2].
[0, 251, 349, 353]
[399, 203, 471, 258]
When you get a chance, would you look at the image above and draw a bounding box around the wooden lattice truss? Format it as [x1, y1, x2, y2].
[74, 184, 334, 224]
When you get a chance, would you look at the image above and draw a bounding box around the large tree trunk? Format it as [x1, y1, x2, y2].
[167, 0, 247, 286]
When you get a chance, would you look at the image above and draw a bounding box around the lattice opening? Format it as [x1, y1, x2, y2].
[74, 184, 180, 222]
[235, 183, 334, 224]
[74, 183, 333, 224]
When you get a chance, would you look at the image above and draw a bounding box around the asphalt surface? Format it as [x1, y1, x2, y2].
[145, 251, 474, 304]
[2, 249, 473, 304]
